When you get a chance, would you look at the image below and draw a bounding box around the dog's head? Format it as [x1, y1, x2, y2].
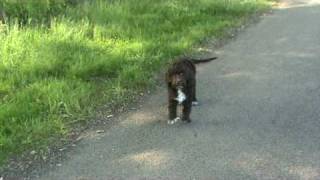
[167, 72, 187, 89]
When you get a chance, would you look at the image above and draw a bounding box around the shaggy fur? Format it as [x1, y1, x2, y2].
[166, 56, 217, 124]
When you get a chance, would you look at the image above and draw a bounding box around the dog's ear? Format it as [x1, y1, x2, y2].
[165, 73, 171, 83]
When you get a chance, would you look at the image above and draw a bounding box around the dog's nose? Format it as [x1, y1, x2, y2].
[176, 81, 183, 86]
[176, 84, 183, 89]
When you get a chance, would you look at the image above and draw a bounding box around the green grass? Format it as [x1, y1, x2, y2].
[0, 0, 273, 165]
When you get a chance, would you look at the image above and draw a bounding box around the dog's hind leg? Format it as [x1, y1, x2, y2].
[191, 80, 199, 106]
[182, 100, 192, 123]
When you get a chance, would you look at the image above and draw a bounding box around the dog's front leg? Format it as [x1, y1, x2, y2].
[168, 99, 178, 120]
[182, 88, 192, 122]
[167, 87, 179, 124]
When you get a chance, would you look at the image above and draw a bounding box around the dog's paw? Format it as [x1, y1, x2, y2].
[192, 101, 199, 106]
[182, 117, 192, 123]
[167, 120, 175, 125]
[168, 117, 180, 125]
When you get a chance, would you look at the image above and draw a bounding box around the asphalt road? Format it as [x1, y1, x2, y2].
[31, 0, 320, 179]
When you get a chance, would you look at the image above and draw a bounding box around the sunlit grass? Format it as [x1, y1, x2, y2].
[0, 0, 273, 165]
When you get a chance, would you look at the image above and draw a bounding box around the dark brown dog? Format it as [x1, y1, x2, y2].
[166, 56, 217, 124]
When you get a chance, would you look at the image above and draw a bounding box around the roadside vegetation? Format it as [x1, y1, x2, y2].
[0, 0, 274, 165]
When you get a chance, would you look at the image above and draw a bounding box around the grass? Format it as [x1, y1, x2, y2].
[0, 0, 273, 166]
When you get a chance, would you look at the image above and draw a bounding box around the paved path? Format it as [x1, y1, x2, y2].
[35, 0, 320, 179]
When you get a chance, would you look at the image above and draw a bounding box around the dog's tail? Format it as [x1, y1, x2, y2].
[190, 57, 218, 64]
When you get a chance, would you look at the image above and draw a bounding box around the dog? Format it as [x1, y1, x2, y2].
[166, 56, 217, 124]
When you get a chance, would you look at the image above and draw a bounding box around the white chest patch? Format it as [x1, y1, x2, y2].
[175, 89, 186, 104]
